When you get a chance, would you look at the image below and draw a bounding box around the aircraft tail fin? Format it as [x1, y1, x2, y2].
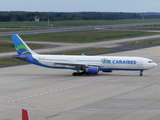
[11, 34, 37, 55]
[81, 53, 85, 56]
[22, 109, 29, 120]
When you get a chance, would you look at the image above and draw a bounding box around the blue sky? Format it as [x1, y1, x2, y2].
[1, 0, 160, 12]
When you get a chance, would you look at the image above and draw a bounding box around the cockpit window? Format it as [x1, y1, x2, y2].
[148, 61, 153, 63]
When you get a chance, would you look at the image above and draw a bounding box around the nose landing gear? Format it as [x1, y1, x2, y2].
[139, 70, 143, 76]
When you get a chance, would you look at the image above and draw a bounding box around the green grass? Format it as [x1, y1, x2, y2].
[0, 57, 27, 67]
[127, 39, 160, 45]
[0, 42, 44, 52]
[0, 19, 160, 32]
[0, 48, 115, 67]
[0, 19, 160, 27]
[0, 30, 158, 43]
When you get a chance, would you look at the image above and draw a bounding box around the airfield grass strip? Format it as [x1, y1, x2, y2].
[0, 19, 160, 28]
[0, 57, 27, 67]
[0, 30, 158, 43]
[0, 42, 44, 52]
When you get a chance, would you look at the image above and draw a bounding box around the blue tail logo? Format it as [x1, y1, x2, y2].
[11, 34, 30, 55]
[11, 34, 39, 63]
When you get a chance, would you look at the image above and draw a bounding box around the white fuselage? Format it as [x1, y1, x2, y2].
[33, 54, 157, 71]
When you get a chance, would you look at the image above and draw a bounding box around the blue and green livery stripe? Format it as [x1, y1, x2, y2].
[15, 43, 28, 51]
[15, 42, 30, 54]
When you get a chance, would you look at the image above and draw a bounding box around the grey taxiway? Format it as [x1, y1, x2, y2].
[0, 45, 159, 120]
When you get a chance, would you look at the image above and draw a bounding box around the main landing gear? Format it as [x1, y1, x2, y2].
[72, 67, 89, 76]
[72, 72, 89, 76]
[139, 70, 143, 76]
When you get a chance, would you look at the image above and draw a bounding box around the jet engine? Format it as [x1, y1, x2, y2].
[86, 66, 99, 74]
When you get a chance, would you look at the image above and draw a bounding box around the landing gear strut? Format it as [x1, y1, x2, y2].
[72, 67, 82, 76]
[72, 66, 89, 76]
[139, 70, 143, 76]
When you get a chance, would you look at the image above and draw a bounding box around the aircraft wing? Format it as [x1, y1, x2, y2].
[54, 62, 102, 67]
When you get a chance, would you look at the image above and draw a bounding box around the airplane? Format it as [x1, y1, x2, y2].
[11, 34, 157, 76]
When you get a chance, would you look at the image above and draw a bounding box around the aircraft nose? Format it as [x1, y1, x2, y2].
[154, 63, 158, 67]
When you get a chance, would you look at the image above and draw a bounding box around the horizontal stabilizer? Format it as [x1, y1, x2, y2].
[12, 54, 26, 60]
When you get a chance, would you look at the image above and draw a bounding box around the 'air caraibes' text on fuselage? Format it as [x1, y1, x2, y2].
[101, 58, 136, 65]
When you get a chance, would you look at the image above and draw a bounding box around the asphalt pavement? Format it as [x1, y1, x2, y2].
[0, 46, 159, 120]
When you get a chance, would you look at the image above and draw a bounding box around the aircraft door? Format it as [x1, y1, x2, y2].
[137, 59, 143, 69]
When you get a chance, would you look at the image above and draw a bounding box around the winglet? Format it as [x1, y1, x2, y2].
[22, 109, 29, 120]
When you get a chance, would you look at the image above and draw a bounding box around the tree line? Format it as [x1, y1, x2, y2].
[0, 11, 156, 22]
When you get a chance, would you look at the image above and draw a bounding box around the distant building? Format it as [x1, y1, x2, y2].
[35, 16, 39, 22]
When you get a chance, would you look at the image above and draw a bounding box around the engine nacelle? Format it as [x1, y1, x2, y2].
[86, 66, 99, 74]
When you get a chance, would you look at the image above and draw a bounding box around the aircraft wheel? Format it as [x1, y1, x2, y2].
[81, 72, 89, 75]
[139, 73, 143, 76]
[139, 70, 143, 76]
[81, 72, 85, 75]
[72, 72, 88, 76]
[85, 72, 89, 75]
[72, 72, 77, 76]
[77, 73, 82, 76]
